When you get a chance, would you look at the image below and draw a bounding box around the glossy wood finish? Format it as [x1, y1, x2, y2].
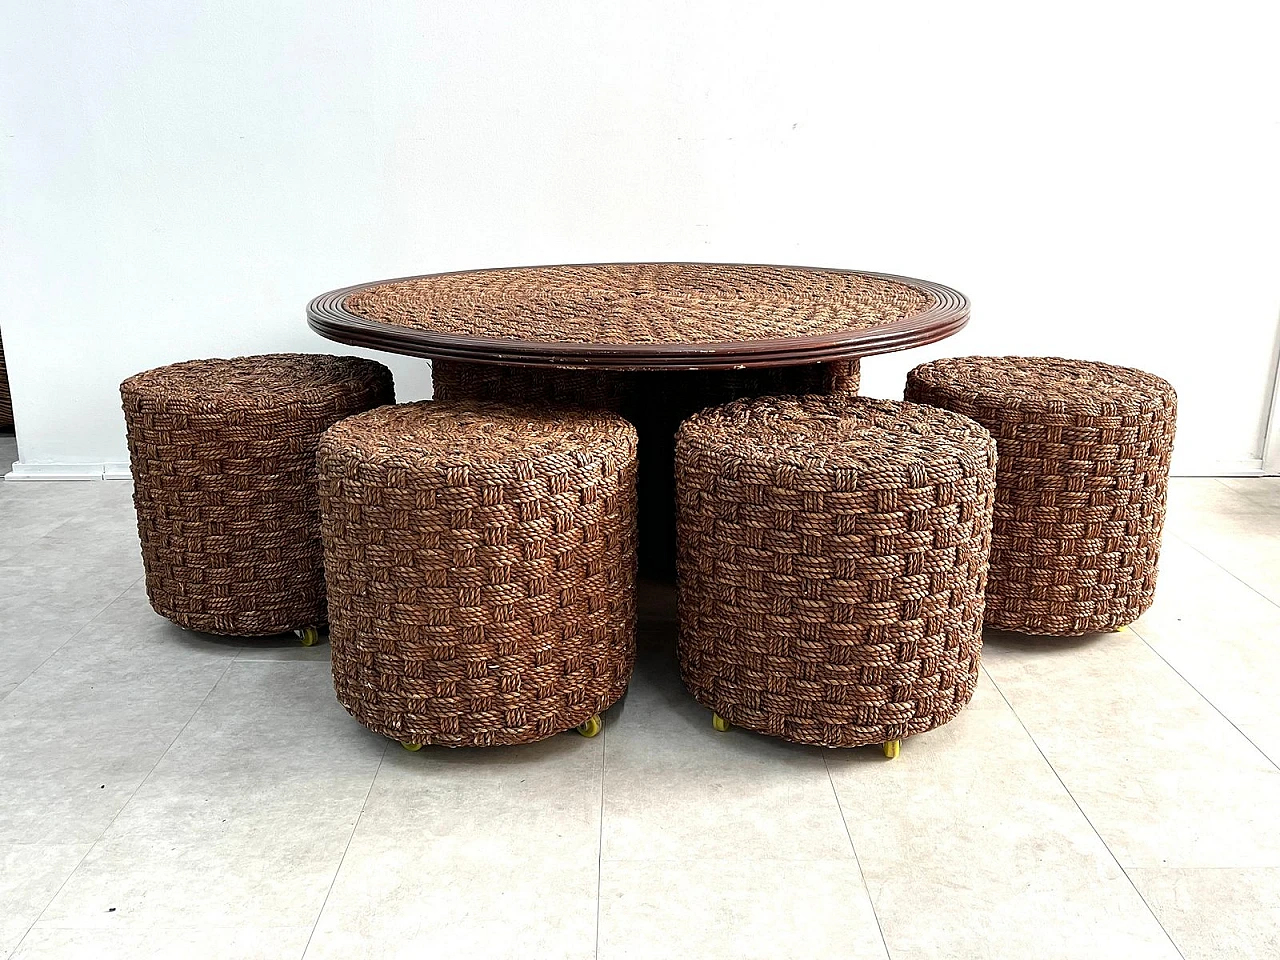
[307, 263, 969, 371]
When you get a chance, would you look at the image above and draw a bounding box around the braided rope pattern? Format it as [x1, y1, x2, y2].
[121, 354, 394, 635]
[676, 395, 996, 747]
[347, 264, 932, 345]
[318, 401, 638, 747]
[905, 356, 1177, 635]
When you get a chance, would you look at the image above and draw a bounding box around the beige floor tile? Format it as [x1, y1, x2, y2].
[600, 626, 853, 863]
[597, 859, 888, 960]
[304, 712, 603, 958]
[0, 606, 233, 843]
[1165, 489, 1280, 604]
[0, 843, 91, 958]
[1129, 867, 1280, 960]
[983, 628, 1280, 868]
[36, 662, 383, 931]
[1216, 477, 1280, 511]
[352, 730, 604, 861]
[306, 843, 598, 960]
[12, 925, 313, 960]
[1131, 536, 1280, 764]
[828, 672, 1178, 959]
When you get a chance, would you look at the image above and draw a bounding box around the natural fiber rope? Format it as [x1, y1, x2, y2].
[346, 264, 933, 345]
[121, 354, 394, 636]
[905, 356, 1177, 635]
[430, 360, 628, 410]
[675, 394, 996, 747]
[317, 401, 638, 747]
[431, 359, 861, 578]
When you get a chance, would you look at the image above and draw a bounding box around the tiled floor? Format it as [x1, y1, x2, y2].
[1, 468, 1278, 959]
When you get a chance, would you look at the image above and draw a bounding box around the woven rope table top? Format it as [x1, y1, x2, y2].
[308, 263, 968, 371]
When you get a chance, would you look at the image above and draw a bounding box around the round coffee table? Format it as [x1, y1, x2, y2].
[308, 262, 968, 370]
[308, 263, 970, 577]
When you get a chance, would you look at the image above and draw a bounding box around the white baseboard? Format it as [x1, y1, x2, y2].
[1171, 458, 1267, 478]
[4, 462, 131, 481]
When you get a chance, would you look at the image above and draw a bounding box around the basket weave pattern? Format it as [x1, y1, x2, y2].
[675, 395, 996, 747]
[317, 401, 638, 747]
[431, 359, 627, 410]
[905, 356, 1177, 635]
[121, 354, 394, 636]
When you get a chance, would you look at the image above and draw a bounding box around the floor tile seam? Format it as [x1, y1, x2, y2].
[821, 752, 891, 960]
[0, 514, 78, 559]
[300, 741, 389, 960]
[1126, 865, 1280, 873]
[1126, 622, 1280, 773]
[979, 665, 1188, 960]
[1167, 530, 1280, 610]
[25, 920, 314, 933]
[593, 722, 606, 960]
[597, 855, 866, 866]
[13, 651, 240, 956]
[2, 573, 146, 703]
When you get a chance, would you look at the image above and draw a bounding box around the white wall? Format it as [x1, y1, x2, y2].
[3, 1, 1277, 477]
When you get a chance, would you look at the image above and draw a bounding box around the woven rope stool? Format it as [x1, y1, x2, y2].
[905, 356, 1177, 636]
[675, 395, 996, 757]
[317, 401, 638, 749]
[121, 354, 394, 641]
[627, 360, 862, 578]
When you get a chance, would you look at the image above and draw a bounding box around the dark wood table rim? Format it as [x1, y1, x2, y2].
[307, 263, 969, 371]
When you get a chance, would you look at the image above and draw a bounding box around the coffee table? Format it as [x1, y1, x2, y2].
[308, 262, 968, 370]
[308, 263, 970, 576]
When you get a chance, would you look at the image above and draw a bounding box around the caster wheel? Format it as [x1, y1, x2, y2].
[712, 713, 730, 733]
[400, 742, 422, 752]
[295, 627, 320, 647]
[576, 715, 602, 738]
[882, 740, 900, 759]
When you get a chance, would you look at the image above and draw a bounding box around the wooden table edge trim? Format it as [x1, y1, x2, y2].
[306, 263, 970, 371]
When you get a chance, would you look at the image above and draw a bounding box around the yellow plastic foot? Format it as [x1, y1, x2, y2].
[1111, 625, 1128, 634]
[295, 627, 320, 647]
[400, 741, 422, 752]
[712, 712, 730, 732]
[576, 715, 602, 738]
[882, 739, 901, 759]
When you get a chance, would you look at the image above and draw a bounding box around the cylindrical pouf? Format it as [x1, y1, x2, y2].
[905, 356, 1177, 636]
[675, 395, 996, 747]
[317, 401, 638, 747]
[121, 354, 394, 636]
[624, 361, 861, 579]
